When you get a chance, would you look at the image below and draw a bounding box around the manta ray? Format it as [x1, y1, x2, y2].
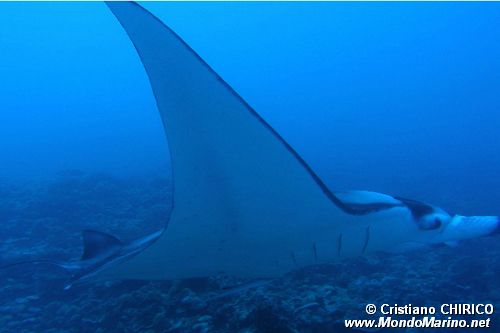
[3, 2, 499, 289]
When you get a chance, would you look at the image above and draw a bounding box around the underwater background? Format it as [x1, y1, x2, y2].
[1, 2, 500, 332]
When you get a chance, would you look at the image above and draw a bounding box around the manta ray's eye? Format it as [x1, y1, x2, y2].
[418, 214, 443, 230]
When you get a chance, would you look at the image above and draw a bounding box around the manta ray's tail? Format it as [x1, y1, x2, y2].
[0, 229, 123, 274]
[0, 259, 79, 272]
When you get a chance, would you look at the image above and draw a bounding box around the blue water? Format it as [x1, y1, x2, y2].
[1, 2, 500, 332]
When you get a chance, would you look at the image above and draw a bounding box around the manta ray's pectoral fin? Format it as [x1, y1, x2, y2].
[98, 1, 358, 281]
[334, 191, 404, 215]
[81, 230, 124, 261]
[97, 2, 435, 281]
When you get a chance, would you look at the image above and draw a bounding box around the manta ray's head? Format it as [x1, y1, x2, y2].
[417, 208, 499, 244]
[397, 197, 499, 245]
[440, 215, 500, 241]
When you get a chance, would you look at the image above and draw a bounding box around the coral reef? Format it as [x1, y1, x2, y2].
[0, 173, 498, 332]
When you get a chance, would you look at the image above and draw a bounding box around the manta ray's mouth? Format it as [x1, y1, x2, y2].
[447, 215, 500, 240]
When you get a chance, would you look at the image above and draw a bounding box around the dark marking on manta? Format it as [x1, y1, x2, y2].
[394, 197, 435, 219]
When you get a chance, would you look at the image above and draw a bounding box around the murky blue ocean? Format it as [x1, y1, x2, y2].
[1, 2, 500, 332]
